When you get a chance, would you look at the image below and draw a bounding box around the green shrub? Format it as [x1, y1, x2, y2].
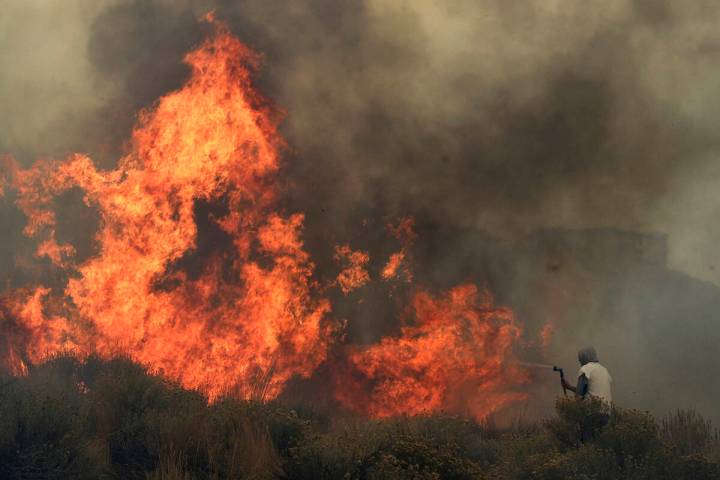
[3, 354, 720, 479]
[0, 356, 110, 479]
[202, 400, 287, 479]
[145, 448, 194, 480]
[545, 397, 611, 449]
[528, 444, 619, 480]
[392, 413, 502, 467]
[285, 418, 386, 479]
[669, 454, 720, 480]
[622, 449, 720, 480]
[596, 407, 659, 466]
[79, 355, 194, 478]
[483, 433, 558, 479]
[365, 434, 481, 480]
[209, 399, 311, 455]
[285, 418, 482, 480]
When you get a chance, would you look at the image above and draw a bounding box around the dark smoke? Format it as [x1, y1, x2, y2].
[3, 0, 720, 420]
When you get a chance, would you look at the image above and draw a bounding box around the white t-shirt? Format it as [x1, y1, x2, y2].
[578, 362, 612, 403]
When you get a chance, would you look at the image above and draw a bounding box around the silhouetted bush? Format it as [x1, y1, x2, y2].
[285, 418, 482, 480]
[528, 444, 619, 480]
[545, 396, 611, 449]
[0, 356, 111, 479]
[597, 406, 659, 467]
[2, 355, 720, 479]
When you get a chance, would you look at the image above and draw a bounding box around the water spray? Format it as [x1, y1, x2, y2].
[514, 361, 568, 396]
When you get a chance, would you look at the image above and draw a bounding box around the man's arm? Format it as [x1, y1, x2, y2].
[576, 373, 589, 398]
[562, 374, 589, 398]
[562, 377, 577, 393]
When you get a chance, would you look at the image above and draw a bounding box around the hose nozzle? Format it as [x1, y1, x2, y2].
[553, 366, 567, 396]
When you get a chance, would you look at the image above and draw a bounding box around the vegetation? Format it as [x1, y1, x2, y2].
[1, 355, 719, 479]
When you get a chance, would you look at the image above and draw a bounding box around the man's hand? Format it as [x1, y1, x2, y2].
[562, 377, 577, 393]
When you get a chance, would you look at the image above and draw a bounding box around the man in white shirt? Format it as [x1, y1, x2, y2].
[562, 346, 613, 403]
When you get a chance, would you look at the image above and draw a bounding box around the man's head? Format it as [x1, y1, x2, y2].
[578, 346, 599, 366]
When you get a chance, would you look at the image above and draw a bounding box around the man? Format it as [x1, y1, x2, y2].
[562, 346, 612, 403]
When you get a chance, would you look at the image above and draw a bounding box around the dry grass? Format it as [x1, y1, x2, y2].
[661, 409, 720, 456]
[146, 448, 193, 480]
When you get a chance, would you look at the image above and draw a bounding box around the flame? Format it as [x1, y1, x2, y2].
[539, 322, 554, 348]
[36, 234, 76, 267]
[3, 18, 334, 401]
[335, 284, 528, 419]
[0, 16, 528, 415]
[388, 217, 417, 243]
[381, 217, 415, 281]
[333, 244, 370, 295]
[381, 251, 405, 280]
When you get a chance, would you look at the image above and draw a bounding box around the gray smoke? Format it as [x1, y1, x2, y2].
[3, 0, 720, 420]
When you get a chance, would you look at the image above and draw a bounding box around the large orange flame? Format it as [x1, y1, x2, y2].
[1, 16, 528, 416]
[335, 284, 528, 420]
[3, 17, 334, 401]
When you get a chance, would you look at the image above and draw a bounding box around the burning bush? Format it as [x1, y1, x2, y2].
[335, 284, 528, 421]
